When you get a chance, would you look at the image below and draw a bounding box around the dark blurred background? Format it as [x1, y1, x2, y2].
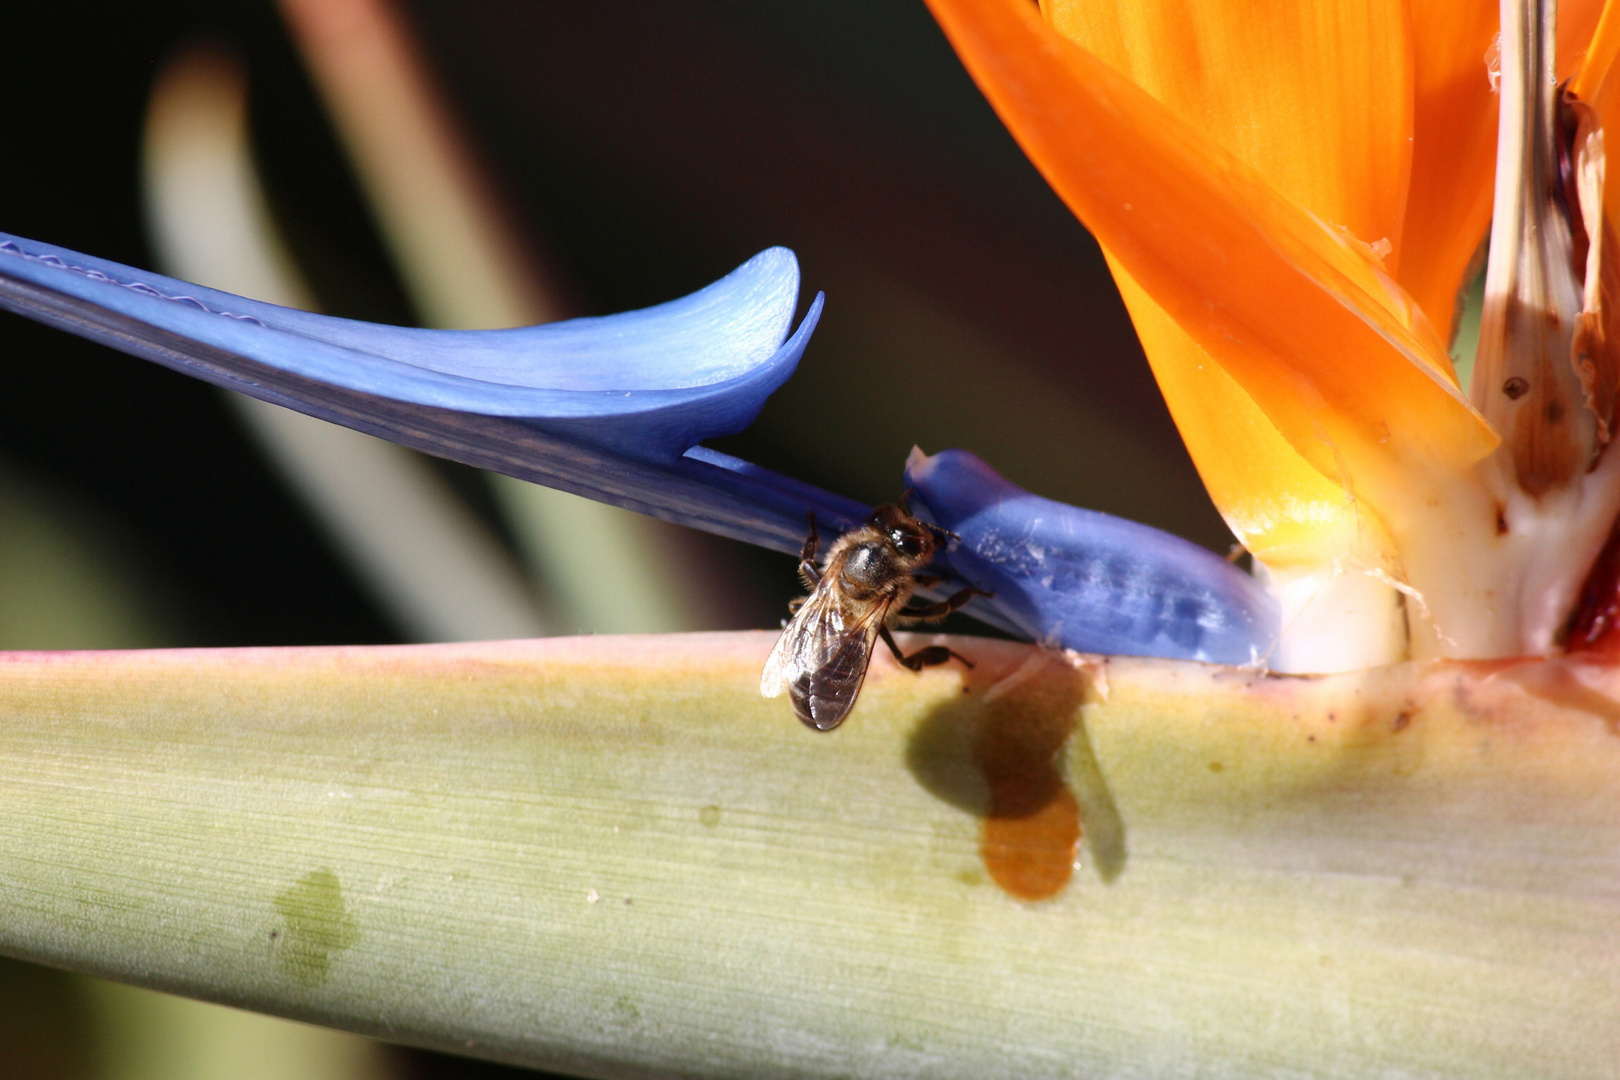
[0, 1, 1230, 1076]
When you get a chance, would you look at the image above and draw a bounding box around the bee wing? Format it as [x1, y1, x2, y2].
[761, 591, 826, 697]
[792, 611, 886, 731]
[761, 586, 891, 731]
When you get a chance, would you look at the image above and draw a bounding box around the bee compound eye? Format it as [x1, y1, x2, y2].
[892, 529, 927, 557]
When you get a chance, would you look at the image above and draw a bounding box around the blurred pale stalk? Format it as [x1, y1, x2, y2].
[492, 481, 692, 634]
[277, 0, 560, 332]
[141, 43, 548, 643]
[86, 983, 389, 1080]
[278, 0, 699, 634]
[0, 633, 1616, 1077]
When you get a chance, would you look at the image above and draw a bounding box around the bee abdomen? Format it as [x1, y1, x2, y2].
[790, 672, 854, 731]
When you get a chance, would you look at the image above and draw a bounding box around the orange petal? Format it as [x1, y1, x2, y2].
[1040, 0, 1412, 276]
[926, 0, 1497, 514]
[1108, 258, 1372, 568]
[1562, 0, 1608, 83]
[1574, 0, 1620, 100]
[1398, 0, 1499, 339]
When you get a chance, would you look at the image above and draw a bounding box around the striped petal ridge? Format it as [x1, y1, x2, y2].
[907, 448, 1278, 665]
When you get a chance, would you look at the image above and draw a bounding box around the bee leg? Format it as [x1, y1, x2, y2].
[798, 512, 822, 587]
[879, 625, 975, 673]
[902, 586, 994, 622]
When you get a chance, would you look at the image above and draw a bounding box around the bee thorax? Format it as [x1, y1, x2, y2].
[838, 540, 903, 596]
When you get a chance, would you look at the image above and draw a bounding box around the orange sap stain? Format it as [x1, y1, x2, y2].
[971, 684, 1081, 901]
[981, 787, 1081, 901]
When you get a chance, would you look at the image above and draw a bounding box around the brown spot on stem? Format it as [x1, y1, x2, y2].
[1477, 43, 1603, 497]
[1392, 709, 1414, 733]
[1495, 503, 1510, 535]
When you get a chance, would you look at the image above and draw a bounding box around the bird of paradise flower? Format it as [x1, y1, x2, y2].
[930, 0, 1620, 674]
[3, 1, 1620, 1078]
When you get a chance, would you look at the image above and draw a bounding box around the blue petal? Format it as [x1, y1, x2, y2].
[905, 448, 1279, 664]
[0, 231, 867, 553]
[0, 231, 1277, 662]
[0, 234, 807, 459]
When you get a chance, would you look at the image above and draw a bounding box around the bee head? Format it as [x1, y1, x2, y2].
[870, 503, 936, 559]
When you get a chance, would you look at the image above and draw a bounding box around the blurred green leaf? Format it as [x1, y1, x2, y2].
[0, 467, 172, 650]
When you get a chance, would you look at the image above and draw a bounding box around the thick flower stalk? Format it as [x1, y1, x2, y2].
[4, 637, 1619, 1079]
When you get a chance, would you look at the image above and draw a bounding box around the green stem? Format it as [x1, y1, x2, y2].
[1, 634, 1617, 1077]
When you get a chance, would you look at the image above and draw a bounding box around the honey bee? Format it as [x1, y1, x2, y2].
[761, 502, 989, 731]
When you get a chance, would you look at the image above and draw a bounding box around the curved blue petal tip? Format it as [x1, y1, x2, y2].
[0, 231, 862, 553]
[0, 235, 810, 461]
[905, 448, 1279, 664]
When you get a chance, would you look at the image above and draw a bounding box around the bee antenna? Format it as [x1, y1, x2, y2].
[924, 521, 961, 543]
[898, 487, 916, 512]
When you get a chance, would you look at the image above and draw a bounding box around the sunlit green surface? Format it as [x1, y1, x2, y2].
[1, 633, 1616, 1078]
